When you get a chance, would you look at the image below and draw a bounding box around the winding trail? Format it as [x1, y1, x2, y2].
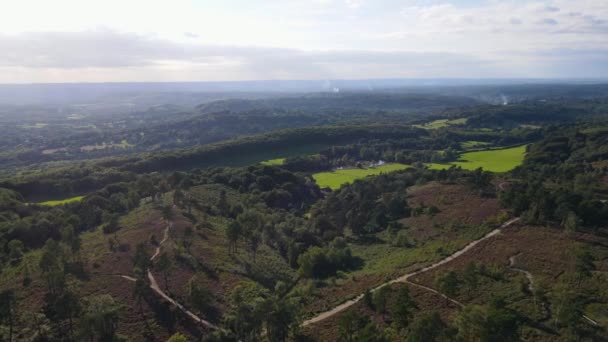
[507, 254, 601, 328]
[509, 253, 534, 293]
[302, 217, 520, 327]
[120, 218, 218, 330]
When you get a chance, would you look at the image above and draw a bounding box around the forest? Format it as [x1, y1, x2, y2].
[1, 86, 608, 342]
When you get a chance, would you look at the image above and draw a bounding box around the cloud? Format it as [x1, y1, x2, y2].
[539, 18, 559, 25]
[0, 29, 507, 81]
[1, 1, 608, 82]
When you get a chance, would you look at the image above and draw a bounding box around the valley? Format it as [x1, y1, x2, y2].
[0, 85, 607, 342]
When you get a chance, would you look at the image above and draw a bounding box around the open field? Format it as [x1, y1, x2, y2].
[414, 118, 467, 129]
[427, 145, 527, 172]
[260, 158, 285, 166]
[80, 139, 134, 152]
[19, 122, 48, 129]
[460, 140, 491, 150]
[37, 195, 84, 206]
[312, 163, 410, 190]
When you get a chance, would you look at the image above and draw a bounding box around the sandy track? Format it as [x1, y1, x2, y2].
[118, 216, 218, 330]
[302, 217, 520, 327]
[147, 220, 219, 330]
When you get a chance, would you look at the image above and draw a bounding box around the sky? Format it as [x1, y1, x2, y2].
[0, 0, 607, 83]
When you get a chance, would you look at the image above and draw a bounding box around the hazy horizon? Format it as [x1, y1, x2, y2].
[1, 0, 607, 83]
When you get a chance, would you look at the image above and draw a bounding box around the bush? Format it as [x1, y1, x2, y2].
[391, 231, 411, 247]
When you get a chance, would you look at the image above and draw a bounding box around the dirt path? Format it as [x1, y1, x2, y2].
[507, 253, 602, 328]
[302, 217, 520, 327]
[509, 253, 534, 292]
[147, 220, 219, 330]
[118, 218, 218, 330]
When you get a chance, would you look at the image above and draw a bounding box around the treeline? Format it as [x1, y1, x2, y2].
[462, 99, 608, 129]
[1, 124, 424, 199]
[501, 123, 608, 230]
[0, 92, 477, 169]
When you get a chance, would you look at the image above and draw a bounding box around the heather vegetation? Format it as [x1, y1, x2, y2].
[1, 87, 608, 341]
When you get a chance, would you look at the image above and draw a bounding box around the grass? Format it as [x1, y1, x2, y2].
[261, 158, 286, 166]
[20, 122, 48, 129]
[519, 124, 542, 129]
[313, 163, 410, 190]
[426, 145, 527, 173]
[460, 140, 491, 150]
[80, 140, 134, 152]
[586, 303, 608, 327]
[414, 118, 467, 130]
[192, 143, 330, 169]
[38, 195, 85, 206]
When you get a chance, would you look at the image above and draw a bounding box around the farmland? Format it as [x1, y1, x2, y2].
[414, 117, 467, 129]
[260, 158, 285, 166]
[37, 195, 85, 206]
[427, 145, 527, 172]
[312, 163, 410, 189]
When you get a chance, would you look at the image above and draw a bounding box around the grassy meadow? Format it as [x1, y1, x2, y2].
[427, 145, 527, 173]
[460, 140, 491, 150]
[260, 158, 286, 166]
[38, 195, 85, 206]
[414, 117, 467, 129]
[313, 163, 410, 190]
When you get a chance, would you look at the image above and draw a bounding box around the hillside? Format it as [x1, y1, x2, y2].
[1, 91, 608, 341]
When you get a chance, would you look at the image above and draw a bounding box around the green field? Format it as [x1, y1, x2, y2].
[313, 163, 410, 190]
[20, 122, 48, 129]
[38, 195, 85, 206]
[80, 139, 134, 152]
[460, 140, 491, 150]
[426, 145, 527, 173]
[414, 118, 467, 130]
[260, 158, 286, 166]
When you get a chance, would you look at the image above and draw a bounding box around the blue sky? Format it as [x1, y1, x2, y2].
[0, 0, 607, 82]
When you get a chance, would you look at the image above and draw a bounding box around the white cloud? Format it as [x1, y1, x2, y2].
[0, 0, 606, 82]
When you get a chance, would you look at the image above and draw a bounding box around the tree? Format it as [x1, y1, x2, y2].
[406, 312, 446, 342]
[217, 190, 230, 216]
[155, 252, 173, 291]
[436, 271, 459, 306]
[237, 210, 263, 262]
[173, 189, 185, 208]
[391, 286, 416, 329]
[78, 295, 123, 342]
[7, 240, 23, 263]
[338, 310, 387, 342]
[338, 310, 360, 342]
[167, 333, 189, 342]
[575, 248, 595, 286]
[462, 262, 479, 295]
[61, 225, 82, 260]
[264, 289, 300, 342]
[0, 289, 16, 342]
[133, 242, 151, 277]
[226, 220, 242, 255]
[132, 277, 149, 328]
[186, 275, 212, 314]
[183, 226, 194, 253]
[363, 288, 373, 309]
[44, 287, 81, 339]
[562, 211, 581, 233]
[26, 312, 52, 341]
[161, 205, 174, 222]
[456, 300, 519, 342]
[39, 239, 65, 295]
[373, 286, 390, 319]
[387, 221, 404, 236]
